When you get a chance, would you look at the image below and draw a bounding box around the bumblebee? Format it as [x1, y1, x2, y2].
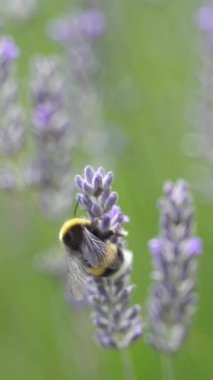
[59, 217, 124, 300]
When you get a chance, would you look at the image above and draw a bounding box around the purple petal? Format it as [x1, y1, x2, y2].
[126, 324, 144, 346]
[117, 285, 135, 302]
[75, 175, 84, 190]
[148, 238, 162, 257]
[35, 104, 54, 125]
[116, 212, 130, 225]
[96, 166, 105, 177]
[77, 193, 93, 213]
[103, 171, 113, 189]
[83, 181, 94, 195]
[163, 181, 173, 197]
[93, 173, 103, 192]
[100, 188, 110, 206]
[104, 192, 118, 211]
[80, 9, 106, 38]
[124, 305, 141, 321]
[0, 37, 19, 62]
[84, 165, 94, 183]
[93, 316, 109, 329]
[91, 203, 102, 217]
[101, 214, 111, 231]
[185, 237, 203, 256]
[96, 333, 117, 348]
[197, 6, 213, 31]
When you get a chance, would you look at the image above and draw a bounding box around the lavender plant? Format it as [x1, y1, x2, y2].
[74, 165, 143, 348]
[147, 180, 202, 353]
[48, 8, 105, 135]
[183, 6, 213, 201]
[47, 8, 122, 167]
[0, 36, 25, 191]
[27, 55, 76, 218]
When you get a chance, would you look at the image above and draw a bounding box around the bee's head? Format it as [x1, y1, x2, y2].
[63, 224, 85, 250]
[59, 218, 90, 250]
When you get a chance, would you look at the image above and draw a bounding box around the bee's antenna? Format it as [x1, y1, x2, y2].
[73, 200, 79, 217]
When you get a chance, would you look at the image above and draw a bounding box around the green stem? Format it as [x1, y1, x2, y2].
[119, 349, 137, 380]
[160, 354, 174, 380]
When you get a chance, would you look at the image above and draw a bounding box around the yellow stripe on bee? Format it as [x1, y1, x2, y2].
[59, 217, 90, 241]
[86, 265, 105, 276]
[86, 243, 117, 277]
[105, 243, 118, 264]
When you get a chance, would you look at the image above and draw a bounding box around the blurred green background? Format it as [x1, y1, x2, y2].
[1, 0, 213, 379]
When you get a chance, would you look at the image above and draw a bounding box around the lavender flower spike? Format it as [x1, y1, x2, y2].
[0, 36, 19, 84]
[27, 55, 75, 218]
[147, 180, 202, 353]
[0, 36, 25, 190]
[75, 165, 143, 348]
[183, 6, 213, 201]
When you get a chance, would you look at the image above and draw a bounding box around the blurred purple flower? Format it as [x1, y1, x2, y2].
[183, 6, 213, 201]
[0, 36, 19, 63]
[148, 238, 163, 258]
[79, 9, 106, 38]
[0, 36, 20, 85]
[184, 237, 202, 257]
[0, 36, 25, 193]
[48, 8, 106, 43]
[147, 180, 202, 353]
[27, 55, 76, 218]
[36, 104, 54, 125]
[47, 6, 123, 171]
[197, 5, 213, 32]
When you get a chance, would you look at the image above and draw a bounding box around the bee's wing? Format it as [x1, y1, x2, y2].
[65, 252, 87, 301]
[81, 228, 114, 267]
